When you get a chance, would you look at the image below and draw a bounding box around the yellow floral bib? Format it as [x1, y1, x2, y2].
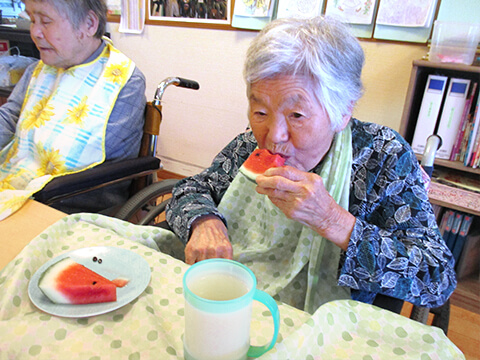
[0, 43, 135, 220]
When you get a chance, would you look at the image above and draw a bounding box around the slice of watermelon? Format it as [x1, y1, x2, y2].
[240, 149, 286, 182]
[38, 257, 128, 305]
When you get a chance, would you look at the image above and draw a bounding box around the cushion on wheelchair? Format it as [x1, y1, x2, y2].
[34, 156, 161, 203]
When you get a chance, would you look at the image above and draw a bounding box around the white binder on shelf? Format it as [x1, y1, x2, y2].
[436, 78, 472, 159]
[411, 74, 448, 154]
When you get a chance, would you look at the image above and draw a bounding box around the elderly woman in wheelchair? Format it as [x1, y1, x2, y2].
[156, 16, 457, 317]
[0, 0, 146, 219]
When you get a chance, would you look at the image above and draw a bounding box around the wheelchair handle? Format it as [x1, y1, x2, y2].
[177, 77, 200, 90]
[153, 77, 200, 104]
[421, 134, 442, 168]
[421, 134, 442, 179]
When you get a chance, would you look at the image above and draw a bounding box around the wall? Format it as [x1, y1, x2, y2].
[108, 23, 428, 176]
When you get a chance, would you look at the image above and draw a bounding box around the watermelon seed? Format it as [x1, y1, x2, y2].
[98, 259, 102, 264]
[93, 281, 97, 285]
[93, 257, 98, 262]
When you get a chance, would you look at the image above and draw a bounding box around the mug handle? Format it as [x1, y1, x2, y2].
[247, 289, 280, 358]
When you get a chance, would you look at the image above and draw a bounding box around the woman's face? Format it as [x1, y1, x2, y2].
[26, 1, 97, 68]
[248, 75, 342, 172]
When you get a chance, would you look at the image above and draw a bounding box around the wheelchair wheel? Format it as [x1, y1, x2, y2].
[114, 178, 178, 225]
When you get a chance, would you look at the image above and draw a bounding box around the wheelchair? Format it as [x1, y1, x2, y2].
[33, 76, 199, 219]
[114, 177, 178, 226]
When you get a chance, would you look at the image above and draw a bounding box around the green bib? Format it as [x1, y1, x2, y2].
[219, 124, 353, 313]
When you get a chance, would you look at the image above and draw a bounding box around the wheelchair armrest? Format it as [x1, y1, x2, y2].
[372, 293, 405, 314]
[34, 156, 161, 204]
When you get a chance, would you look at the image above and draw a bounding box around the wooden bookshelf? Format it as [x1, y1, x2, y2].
[400, 60, 480, 315]
[414, 154, 480, 175]
[428, 183, 480, 216]
[400, 61, 480, 141]
[401, 60, 480, 215]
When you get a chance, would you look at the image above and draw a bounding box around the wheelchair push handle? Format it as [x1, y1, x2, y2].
[153, 77, 200, 104]
[421, 134, 442, 179]
[177, 77, 200, 90]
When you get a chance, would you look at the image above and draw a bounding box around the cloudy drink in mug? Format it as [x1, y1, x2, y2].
[183, 259, 279, 360]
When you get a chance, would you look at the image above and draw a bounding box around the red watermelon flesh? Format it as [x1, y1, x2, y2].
[240, 149, 285, 182]
[38, 257, 128, 305]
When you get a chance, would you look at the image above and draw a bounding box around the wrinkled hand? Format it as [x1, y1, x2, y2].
[185, 215, 233, 265]
[255, 166, 355, 250]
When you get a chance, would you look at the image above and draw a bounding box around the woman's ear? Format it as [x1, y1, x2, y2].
[337, 102, 355, 131]
[83, 10, 100, 37]
[338, 114, 352, 131]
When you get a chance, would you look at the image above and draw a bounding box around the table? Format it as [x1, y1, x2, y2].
[0, 211, 465, 359]
[0, 200, 65, 270]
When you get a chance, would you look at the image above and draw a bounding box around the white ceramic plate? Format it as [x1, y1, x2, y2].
[28, 246, 151, 318]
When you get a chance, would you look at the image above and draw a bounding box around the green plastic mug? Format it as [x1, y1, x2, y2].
[183, 259, 280, 360]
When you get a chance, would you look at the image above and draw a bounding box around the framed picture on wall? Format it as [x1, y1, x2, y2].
[147, 0, 232, 27]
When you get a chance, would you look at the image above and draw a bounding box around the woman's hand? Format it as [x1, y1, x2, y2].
[256, 166, 355, 250]
[185, 215, 233, 265]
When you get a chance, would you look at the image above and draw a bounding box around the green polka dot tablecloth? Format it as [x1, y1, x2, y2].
[0, 213, 464, 360]
[259, 300, 464, 360]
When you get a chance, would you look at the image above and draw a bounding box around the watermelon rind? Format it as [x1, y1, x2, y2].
[38, 258, 75, 304]
[239, 149, 286, 183]
[239, 165, 257, 183]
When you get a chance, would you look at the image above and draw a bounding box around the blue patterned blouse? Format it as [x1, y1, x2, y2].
[166, 118, 456, 308]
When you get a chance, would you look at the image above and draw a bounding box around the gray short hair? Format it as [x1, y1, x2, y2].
[24, 0, 107, 38]
[243, 16, 364, 131]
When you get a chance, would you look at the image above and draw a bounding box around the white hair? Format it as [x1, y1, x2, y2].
[243, 16, 365, 131]
[23, 0, 107, 38]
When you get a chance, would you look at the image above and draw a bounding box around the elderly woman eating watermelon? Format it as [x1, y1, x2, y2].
[165, 17, 456, 313]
